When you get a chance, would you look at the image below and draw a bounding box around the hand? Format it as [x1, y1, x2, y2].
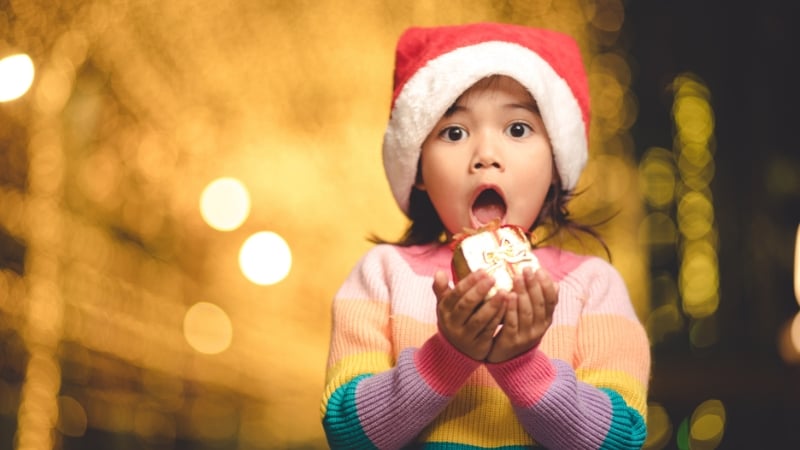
[433, 270, 509, 361]
[486, 268, 558, 363]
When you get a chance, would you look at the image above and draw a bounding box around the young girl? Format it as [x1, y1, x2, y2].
[321, 23, 650, 449]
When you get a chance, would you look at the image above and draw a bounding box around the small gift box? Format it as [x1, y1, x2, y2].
[451, 222, 540, 298]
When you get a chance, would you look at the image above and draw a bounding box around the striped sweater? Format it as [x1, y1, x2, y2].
[321, 243, 650, 449]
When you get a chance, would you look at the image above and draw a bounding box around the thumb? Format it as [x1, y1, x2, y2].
[432, 270, 451, 301]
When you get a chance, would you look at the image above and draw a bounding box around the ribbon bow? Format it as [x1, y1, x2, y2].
[482, 238, 532, 272]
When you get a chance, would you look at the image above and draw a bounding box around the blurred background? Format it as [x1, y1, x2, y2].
[0, 0, 798, 449]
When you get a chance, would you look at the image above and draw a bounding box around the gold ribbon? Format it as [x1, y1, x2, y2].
[451, 218, 502, 246]
[482, 238, 533, 275]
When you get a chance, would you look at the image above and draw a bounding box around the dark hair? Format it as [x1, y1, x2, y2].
[369, 170, 612, 259]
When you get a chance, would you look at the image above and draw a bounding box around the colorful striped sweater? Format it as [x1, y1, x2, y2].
[321, 243, 650, 449]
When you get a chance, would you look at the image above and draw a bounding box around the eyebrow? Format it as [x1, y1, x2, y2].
[507, 102, 541, 114]
[443, 104, 466, 117]
[443, 101, 541, 117]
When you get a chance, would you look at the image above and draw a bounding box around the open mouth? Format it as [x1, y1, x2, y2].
[471, 188, 507, 227]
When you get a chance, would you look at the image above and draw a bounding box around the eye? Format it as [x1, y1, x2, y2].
[506, 122, 533, 138]
[439, 125, 468, 142]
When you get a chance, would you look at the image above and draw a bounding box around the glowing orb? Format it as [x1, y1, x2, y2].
[795, 224, 799, 305]
[199, 177, 251, 231]
[239, 231, 292, 285]
[0, 53, 35, 102]
[183, 302, 233, 355]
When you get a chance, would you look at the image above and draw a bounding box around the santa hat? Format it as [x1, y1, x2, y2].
[382, 22, 591, 216]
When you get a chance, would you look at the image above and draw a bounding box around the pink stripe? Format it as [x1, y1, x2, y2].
[533, 246, 588, 282]
[414, 333, 480, 396]
[486, 348, 556, 408]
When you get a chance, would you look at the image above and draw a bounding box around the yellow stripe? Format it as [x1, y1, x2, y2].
[576, 368, 648, 418]
[419, 385, 535, 447]
[321, 351, 393, 413]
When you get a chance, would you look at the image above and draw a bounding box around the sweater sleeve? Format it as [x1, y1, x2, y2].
[320, 247, 480, 449]
[487, 257, 650, 450]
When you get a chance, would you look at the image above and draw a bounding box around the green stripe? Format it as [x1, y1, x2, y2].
[599, 388, 647, 450]
[323, 374, 377, 449]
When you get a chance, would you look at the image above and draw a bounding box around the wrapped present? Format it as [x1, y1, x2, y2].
[451, 222, 540, 298]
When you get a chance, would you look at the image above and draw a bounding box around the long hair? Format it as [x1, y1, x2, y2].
[370, 168, 611, 259]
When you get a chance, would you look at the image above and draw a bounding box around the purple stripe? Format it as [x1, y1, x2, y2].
[515, 360, 613, 449]
[354, 348, 451, 449]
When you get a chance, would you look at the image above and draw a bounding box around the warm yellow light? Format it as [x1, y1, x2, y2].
[239, 231, 292, 285]
[646, 304, 683, 345]
[57, 396, 88, 437]
[644, 402, 672, 450]
[674, 96, 714, 144]
[689, 399, 726, 450]
[778, 314, 800, 364]
[183, 302, 233, 355]
[795, 224, 799, 305]
[0, 53, 35, 102]
[791, 314, 800, 356]
[199, 177, 251, 232]
[639, 213, 678, 247]
[677, 191, 714, 240]
[690, 316, 718, 350]
[680, 249, 720, 318]
[639, 147, 676, 208]
[134, 405, 177, 444]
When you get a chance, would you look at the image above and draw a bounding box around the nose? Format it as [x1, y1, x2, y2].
[470, 136, 503, 171]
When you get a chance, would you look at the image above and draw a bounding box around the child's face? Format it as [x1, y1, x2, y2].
[418, 75, 553, 236]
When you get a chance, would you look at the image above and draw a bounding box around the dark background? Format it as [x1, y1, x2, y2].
[627, 0, 800, 447]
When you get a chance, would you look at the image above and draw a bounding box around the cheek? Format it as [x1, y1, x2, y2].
[419, 150, 455, 188]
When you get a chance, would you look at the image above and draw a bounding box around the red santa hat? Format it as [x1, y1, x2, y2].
[382, 22, 591, 216]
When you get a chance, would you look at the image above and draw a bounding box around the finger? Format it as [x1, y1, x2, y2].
[432, 270, 452, 303]
[469, 292, 507, 338]
[525, 268, 547, 325]
[451, 271, 495, 324]
[436, 270, 483, 310]
[515, 268, 536, 327]
[536, 269, 559, 319]
[484, 292, 509, 338]
[500, 291, 519, 333]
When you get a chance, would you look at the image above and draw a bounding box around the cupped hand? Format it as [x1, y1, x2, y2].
[433, 270, 509, 361]
[485, 267, 558, 363]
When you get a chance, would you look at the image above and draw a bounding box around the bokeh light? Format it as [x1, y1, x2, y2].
[680, 241, 720, 319]
[689, 315, 719, 352]
[183, 302, 233, 355]
[239, 231, 292, 286]
[56, 395, 88, 437]
[778, 314, 800, 364]
[133, 405, 177, 445]
[672, 74, 720, 321]
[689, 399, 726, 450]
[0, 53, 35, 102]
[639, 212, 678, 247]
[200, 177, 252, 232]
[639, 147, 677, 209]
[795, 224, 799, 305]
[643, 402, 672, 450]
